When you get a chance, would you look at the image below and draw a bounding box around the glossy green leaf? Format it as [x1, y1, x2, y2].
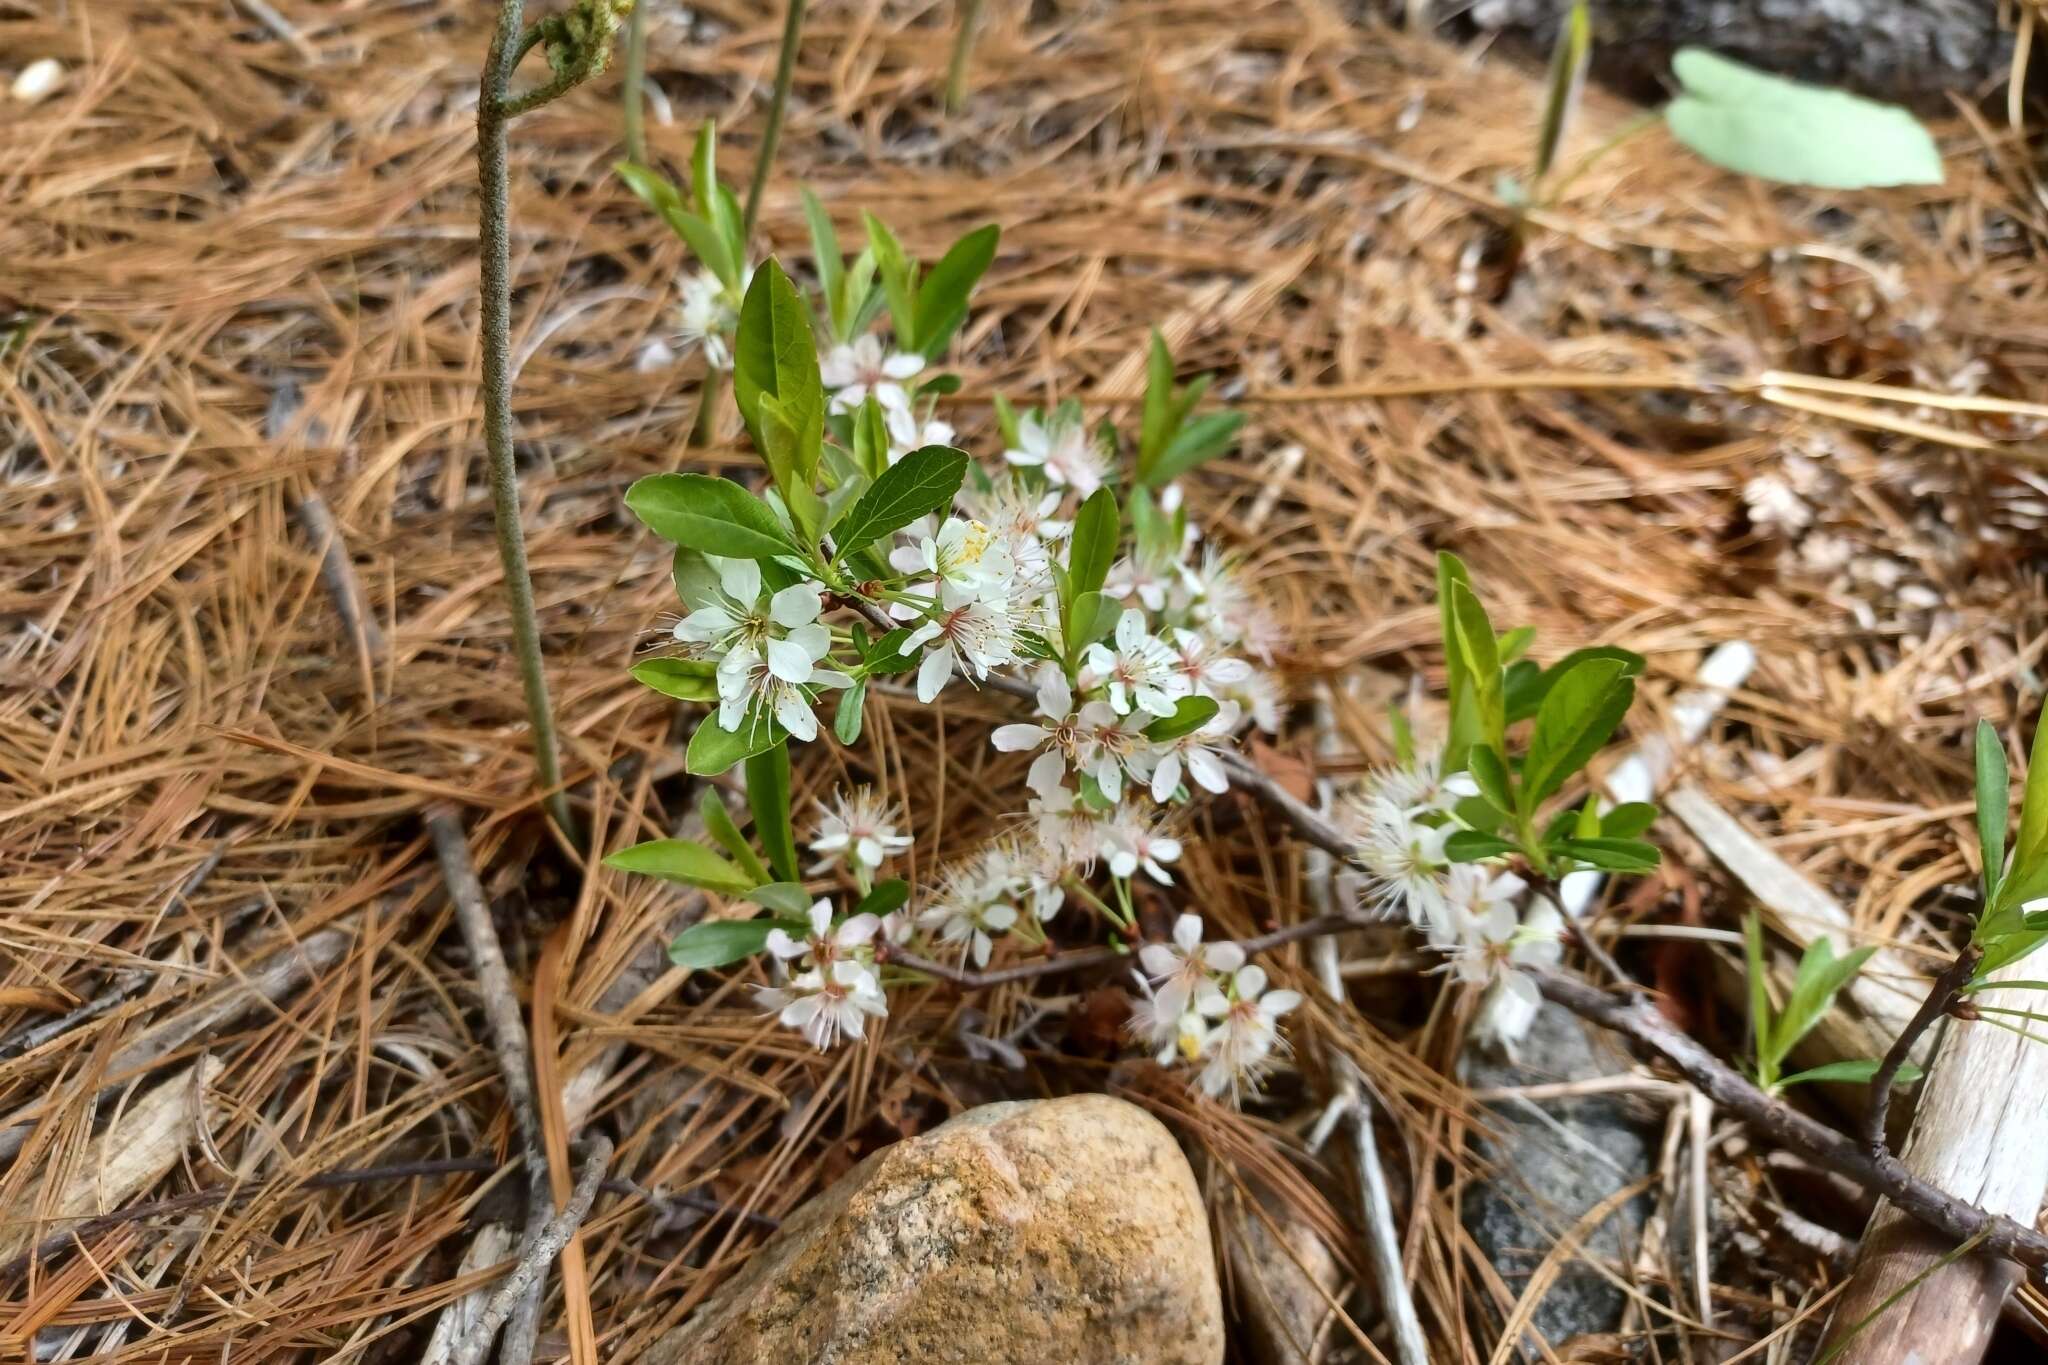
[1600, 802, 1659, 840]
[1505, 646, 1646, 723]
[605, 838, 754, 894]
[1147, 410, 1244, 487]
[698, 788, 770, 886]
[743, 881, 813, 916]
[1066, 487, 1119, 602]
[913, 223, 999, 359]
[801, 188, 846, 337]
[626, 473, 797, 559]
[630, 657, 719, 703]
[834, 677, 867, 745]
[1467, 746, 1514, 818]
[1743, 912, 1774, 1084]
[855, 877, 910, 919]
[1550, 836, 1660, 873]
[616, 161, 736, 289]
[669, 917, 795, 971]
[733, 259, 825, 479]
[2015, 715, 2048, 881]
[1665, 49, 1943, 190]
[745, 744, 799, 883]
[686, 710, 788, 776]
[833, 445, 969, 555]
[1522, 658, 1633, 808]
[1777, 1058, 1923, 1090]
[1774, 939, 1876, 1068]
[1144, 695, 1220, 743]
[863, 213, 917, 350]
[1977, 718, 2009, 907]
[1445, 829, 1517, 862]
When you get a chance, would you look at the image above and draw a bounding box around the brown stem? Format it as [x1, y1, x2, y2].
[1864, 943, 1982, 1158]
[450, 1136, 613, 1365]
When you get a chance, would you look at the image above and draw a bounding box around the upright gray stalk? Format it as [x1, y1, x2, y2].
[743, 0, 809, 237]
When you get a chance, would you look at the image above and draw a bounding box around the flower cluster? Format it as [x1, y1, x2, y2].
[1129, 915, 1302, 1101]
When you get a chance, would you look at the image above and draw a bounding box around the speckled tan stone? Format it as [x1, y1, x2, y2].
[648, 1094, 1224, 1365]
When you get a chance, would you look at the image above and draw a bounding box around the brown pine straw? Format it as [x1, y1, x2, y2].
[7, 0, 2048, 1358]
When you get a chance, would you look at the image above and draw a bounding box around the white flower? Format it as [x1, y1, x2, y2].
[889, 517, 1012, 600]
[1083, 609, 1189, 718]
[1029, 785, 1109, 868]
[1104, 804, 1182, 884]
[1348, 795, 1451, 927]
[821, 335, 923, 412]
[1165, 627, 1252, 697]
[1222, 669, 1287, 735]
[1140, 698, 1239, 803]
[1004, 411, 1108, 496]
[677, 558, 831, 681]
[1073, 700, 1158, 802]
[1192, 965, 1302, 1102]
[808, 789, 912, 877]
[756, 958, 888, 1050]
[958, 478, 1065, 596]
[676, 269, 737, 370]
[1743, 474, 1812, 535]
[1433, 865, 1524, 948]
[1106, 555, 1180, 614]
[1138, 913, 1246, 1021]
[1367, 755, 1479, 819]
[1434, 900, 1558, 1010]
[1127, 970, 1210, 1064]
[885, 404, 956, 464]
[1185, 549, 1285, 665]
[897, 583, 1025, 702]
[715, 644, 851, 743]
[918, 855, 1022, 968]
[992, 665, 1094, 797]
[765, 897, 883, 967]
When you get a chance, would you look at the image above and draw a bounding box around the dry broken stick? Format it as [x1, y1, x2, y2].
[450, 1136, 614, 1365]
[427, 805, 554, 1365]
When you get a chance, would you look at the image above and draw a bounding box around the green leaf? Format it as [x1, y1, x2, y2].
[1522, 658, 1634, 809]
[1600, 802, 1659, 840]
[1065, 590, 1121, 654]
[1388, 703, 1416, 767]
[1665, 49, 1943, 190]
[1146, 410, 1245, 486]
[2016, 715, 2048, 878]
[698, 788, 770, 886]
[1743, 913, 1774, 1085]
[832, 445, 969, 555]
[834, 677, 867, 744]
[1067, 487, 1119, 602]
[851, 395, 890, 480]
[862, 628, 921, 676]
[686, 710, 788, 776]
[1145, 695, 1221, 742]
[863, 213, 918, 351]
[1774, 939, 1877, 1065]
[1977, 718, 2010, 907]
[1445, 829, 1517, 862]
[1467, 746, 1514, 818]
[855, 878, 910, 919]
[743, 881, 813, 915]
[1550, 836, 1660, 873]
[605, 838, 754, 895]
[1498, 626, 1536, 664]
[733, 259, 825, 480]
[801, 188, 846, 338]
[1454, 795, 1506, 835]
[616, 161, 736, 290]
[626, 473, 798, 559]
[912, 223, 999, 359]
[669, 918, 788, 971]
[1505, 646, 1646, 724]
[1777, 1058, 1924, 1090]
[745, 744, 799, 883]
[1447, 581, 1502, 746]
[630, 657, 719, 703]
[1139, 330, 1175, 477]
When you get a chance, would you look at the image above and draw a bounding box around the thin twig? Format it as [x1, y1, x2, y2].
[944, 0, 984, 113]
[1217, 749, 1354, 853]
[1864, 944, 1982, 1158]
[428, 804, 554, 1365]
[742, 0, 807, 238]
[1531, 967, 2048, 1277]
[451, 1137, 614, 1365]
[478, 0, 580, 846]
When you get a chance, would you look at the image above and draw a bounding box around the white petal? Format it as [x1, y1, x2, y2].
[765, 929, 804, 959]
[715, 557, 760, 603]
[1204, 942, 1246, 974]
[775, 690, 819, 741]
[1115, 608, 1146, 650]
[1235, 964, 1268, 1001]
[992, 723, 1049, 752]
[1026, 749, 1067, 797]
[1173, 913, 1203, 956]
[882, 352, 925, 379]
[1150, 752, 1182, 803]
[808, 899, 834, 937]
[1262, 989, 1303, 1018]
[1138, 943, 1178, 978]
[770, 583, 824, 627]
[785, 622, 832, 661]
[1036, 666, 1072, 719]
[1187, 748, 1228, 794]
[766, 635, 815, 684]
[916, 647, 954, 703]
[837, 914, 880, 946]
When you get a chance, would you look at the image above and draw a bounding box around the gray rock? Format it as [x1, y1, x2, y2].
[1461, 1006, 1655, 1349]
[647, 1094, 1224, 1365]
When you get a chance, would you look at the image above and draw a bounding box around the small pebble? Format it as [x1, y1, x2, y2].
[11, 58, 64, 104]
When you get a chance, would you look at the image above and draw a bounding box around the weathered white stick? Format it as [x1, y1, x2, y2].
[1819, 958, 2048, 1363]
[1476, 643, 1756, 1054]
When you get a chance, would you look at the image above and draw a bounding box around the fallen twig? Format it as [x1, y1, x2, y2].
[1864, 944, 1981, 1157]
[451, 1136, 613, 1365]
[427, 804, 553, 1365]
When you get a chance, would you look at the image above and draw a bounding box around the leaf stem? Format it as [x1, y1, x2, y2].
[1863, 943, 1980, 1158]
